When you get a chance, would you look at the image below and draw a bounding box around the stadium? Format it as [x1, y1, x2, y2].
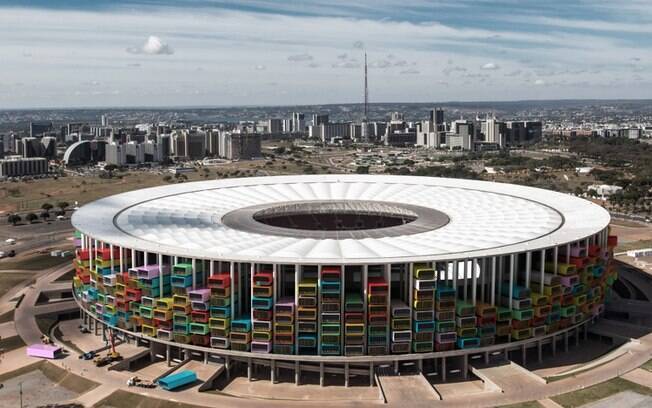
[70, 174, 618, 385]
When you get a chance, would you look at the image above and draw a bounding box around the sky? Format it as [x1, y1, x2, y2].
[0, 0, 651, 109]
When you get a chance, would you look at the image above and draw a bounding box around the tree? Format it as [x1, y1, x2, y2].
[25, 213, 38, 224]
[41, 203, 53, 213]
[7, 214, 21, 226]
[57, 201, 69, 212]
[104, 164, 118, 177]
[40, 211, 50, 222]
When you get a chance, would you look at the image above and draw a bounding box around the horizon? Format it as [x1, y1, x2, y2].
[1, 1, 651, 109]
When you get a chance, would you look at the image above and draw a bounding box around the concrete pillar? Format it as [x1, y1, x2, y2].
[166, 344, 171, 366]
[418, 359, 423, 374]
[521, 344, 527, 366]
[247, 358, 252, 381]
[204, 352, 208, 364]
[441, 357, 447, 382]
[463, 355, 468, 380]
[564, 332, 569, 352]
[485, 351, 489, 365]
[394, 360, 399, 375]
[225, 356, 231, 381]
[270, 360, 276, 384]
[537, 341, 543, 364]
[344, 363, 350, 387]
[320, 362, 325, 387]
[552, 335, 557, 356]
[369, 362, 374, 387]
[295, 361, 300, 385]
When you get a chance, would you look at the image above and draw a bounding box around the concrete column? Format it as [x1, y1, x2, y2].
[525, 251, 532, 289]
[418, 359, 423, 374]
[344, 363, 350, 387]
[210, 260, 214, 277]
[229, 262, 235, 323]
[521, 344, 527, 366]
[191, 258, 197, 290]
[320, 362, 325, 387]
[247, 358, 252, 381]
[203, 352, 208, 364]
[109, 243, 115, 272]
[553, 246, 559, 276]
[463, 355, 468, 380]
[225, 356, 231, 381]
[441, 357, 447, 382]
[270, 360, 276, 384]
[463, 258, 468, 301]
[295, 361, 300, 385]
[538, 341, 543, 364]
[540, 249, 545, 294]
[509, 254, 515, 310]
[166, 344, 171, 366]
[491, 257, 496, 306]
[158, 253, 164, 297]
[394, 360, 399, 375]
[471, 258, 477, 305]
[369, 362, 374, 387]
[552, 334, 557, 356]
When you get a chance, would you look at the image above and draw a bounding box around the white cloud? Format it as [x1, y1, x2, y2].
[288, 53, 313, 62]
[255, 64, 266, 70]
[481, 62, 499, 70]
[126, 35, 173, 55]
[534, 79, 546, 85]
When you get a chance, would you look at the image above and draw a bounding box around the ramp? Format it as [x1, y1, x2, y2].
[375, 369, 440, 404]
[472, 362, 544, 394]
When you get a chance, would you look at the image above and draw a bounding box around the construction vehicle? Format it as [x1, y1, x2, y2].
[93, 331, 122, 367]
[79, 351, 96, 360]
[127, 376, 156, 388]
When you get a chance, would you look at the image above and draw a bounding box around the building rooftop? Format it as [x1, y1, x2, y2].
[72, 175, 610, 264]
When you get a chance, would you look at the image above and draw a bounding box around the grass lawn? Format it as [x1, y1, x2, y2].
[0, 271, 36, 298]
[551, 377, 652, 407]
[0, 335, 25, 352]
[499, 402, 543, 408]
[39, 360, 99, 394]
[615, 239, 652, 253]
[0, 308, 14, 323]
[641, 359, 652, 372]
[54, 268, 76, 282]
[0, 254, 73, 271]
[95, 389, 208, 408]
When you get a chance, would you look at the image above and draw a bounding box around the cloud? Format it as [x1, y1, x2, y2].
[400, 68, 419, 75]
[534, 79, 546, 85]
[126, 35, 173, 55]
[255, 64, 266, 70]
[287, 53, 313, 62]
[443, 66, 467, 76]
[353, 40, 365, 49]
[481, 62, 499, 70]
[332, 60, 359, 68]
[370, 60, 392, 68]
[505, 70, 522, 77]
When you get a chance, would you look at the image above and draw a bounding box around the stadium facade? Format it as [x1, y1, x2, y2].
[71, 175, 618, 384]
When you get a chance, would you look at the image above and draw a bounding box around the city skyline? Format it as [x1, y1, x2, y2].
[1, 1, 651, 109]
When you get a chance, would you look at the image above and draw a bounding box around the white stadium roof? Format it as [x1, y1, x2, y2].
[71, 175, 610, 264]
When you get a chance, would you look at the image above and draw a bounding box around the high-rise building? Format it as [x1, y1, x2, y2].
[0, 156, 48, 177]
[291, 113, 305, 133]
[223, 134, 261, 160]
[312, 114, 329, 127]
[29, 121, 53, 138]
